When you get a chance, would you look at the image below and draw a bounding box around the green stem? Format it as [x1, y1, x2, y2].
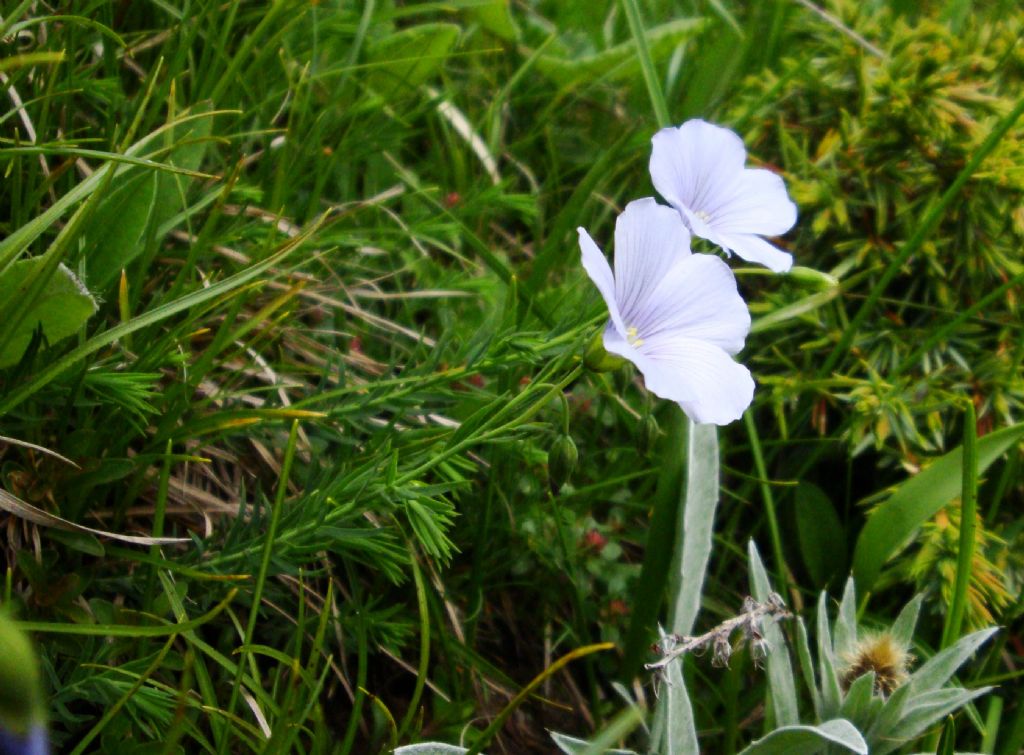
[621, 407, 686, 678]
[941, 400, 978, 648]
[464, 642, 615, 755]
[621, 0, 672, 128]
[144, 440, 174, 613]
[221, 420, 301, 753]
[745, 411, 789, 596]
[396, 555, 430, 740]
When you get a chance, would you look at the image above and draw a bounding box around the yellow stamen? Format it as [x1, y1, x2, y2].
[626, 326, 644, 347]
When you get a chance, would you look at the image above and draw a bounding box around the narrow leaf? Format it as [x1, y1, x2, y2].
[906, 628, 998, 697]
[670, 421, 719, 636]
[853, 422, 1024, 592]
[748, 540, 799, 726]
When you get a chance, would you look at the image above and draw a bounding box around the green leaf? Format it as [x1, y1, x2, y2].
[889, 594, 924, 649]
[834, 577, 858, 659]
[838, 672, 875, 724]
[464, 0, 519, 41]
[794, 481, 847, 587]
[663, 637, 698, 755]
[365, 23, 460, 95]
[738, 719, 868, 755]
[879, 688, 992, 755]
[852, 422, 1024, 592]
[906, 628, 998, 697]
[794, 617, 822, 720]
[748, 540, 799, 727]
[83, 168, 159, 289]
[549, 728, 639, 754]
[534, 18, 707, 86]
[817, 590, 842, 719]
[0, 260, 97, 368]
[670, 422, 719, 636]
[151, 108, 215, 236]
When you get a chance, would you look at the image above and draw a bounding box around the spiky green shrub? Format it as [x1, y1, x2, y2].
[729, 7, 1024, 459]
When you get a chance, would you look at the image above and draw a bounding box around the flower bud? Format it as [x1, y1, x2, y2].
[0, 612, 47, 752]
[583, 330, 627, 372]
[548, 434, 579, 494]
[785, 265, 839, 291]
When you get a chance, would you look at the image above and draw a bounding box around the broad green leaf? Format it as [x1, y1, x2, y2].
[464, 0, 519, 41]
[84, 108, 213, 291]
[738, 719, 868, 755]
[794, 481, 847, 587]
[748, 540, 799, 726]
[852, 422, 1024, 592]
[365, 24, 459, 94]
[0, 260, 97, 368]
[534, 19, 707, 86]
[82, 168, 159, 289]
[151, 107, 215, 236]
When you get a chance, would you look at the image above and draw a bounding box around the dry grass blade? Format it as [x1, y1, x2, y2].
[0, 488, 190, 545]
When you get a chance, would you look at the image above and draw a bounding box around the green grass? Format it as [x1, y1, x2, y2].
[0, 1, 1021, 752]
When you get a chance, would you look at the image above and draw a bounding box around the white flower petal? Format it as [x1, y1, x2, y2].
[711, 168, 797, 237]
[633, 253, 750, 355]
[715, 231, 794, 273]
[649, 120, 746, 222]
[637, 334, 754, 425]
[578, 226, 627, 336]
[612, 198, 692, 323]
[650, 119, 798, 272]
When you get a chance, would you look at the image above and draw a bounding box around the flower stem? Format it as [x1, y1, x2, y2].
[745, 411, 789, 597]
[620, 0, 672, 128]
[941, 399, 978, 648]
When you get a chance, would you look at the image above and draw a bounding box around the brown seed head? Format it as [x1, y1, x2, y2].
[840, 632, 912, 697]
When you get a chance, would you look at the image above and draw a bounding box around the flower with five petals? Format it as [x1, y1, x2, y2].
[579, 197, 754, 425]
[649, 119, 797, 273]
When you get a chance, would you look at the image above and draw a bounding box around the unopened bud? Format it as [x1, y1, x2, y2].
[786, 265, 838, 291]
[548, 434, 579, 494]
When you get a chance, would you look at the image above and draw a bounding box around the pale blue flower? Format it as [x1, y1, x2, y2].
[650, 119, 797, 273]
[580, 198, 754, 425]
